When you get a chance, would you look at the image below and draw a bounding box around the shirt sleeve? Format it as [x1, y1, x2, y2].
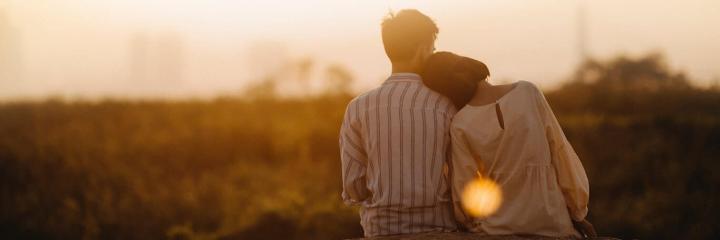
[449, 126, 484, 231]
[339, 102, 370, 206]
[533, 85, 590, 221]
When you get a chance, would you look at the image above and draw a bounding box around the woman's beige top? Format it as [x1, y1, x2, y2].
[449, 81, 589, 238]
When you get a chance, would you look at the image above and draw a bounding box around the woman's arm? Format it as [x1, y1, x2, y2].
[532, 85, 590, 222]
[449, 127, 483, 231]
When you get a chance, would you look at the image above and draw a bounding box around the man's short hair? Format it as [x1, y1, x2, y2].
[381, 9, 438, 62]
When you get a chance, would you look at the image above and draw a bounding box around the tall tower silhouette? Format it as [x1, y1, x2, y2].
[577, 2, 589, 65]
[575, 2, 591, 82]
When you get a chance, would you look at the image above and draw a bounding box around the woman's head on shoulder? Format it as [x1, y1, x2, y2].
[421, 51, 490, 109]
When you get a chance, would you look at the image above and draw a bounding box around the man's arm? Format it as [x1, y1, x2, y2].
[340, 102, 370, 206]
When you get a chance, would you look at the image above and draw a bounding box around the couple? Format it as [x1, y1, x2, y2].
[339, 9, 596, 239]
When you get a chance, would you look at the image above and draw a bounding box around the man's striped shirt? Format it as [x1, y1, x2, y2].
[340, 73, 458, 237]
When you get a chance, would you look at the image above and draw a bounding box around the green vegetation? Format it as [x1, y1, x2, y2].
[1, 54, 718, 239]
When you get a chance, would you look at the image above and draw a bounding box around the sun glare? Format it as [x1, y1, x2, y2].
[461, 176, 502, 217]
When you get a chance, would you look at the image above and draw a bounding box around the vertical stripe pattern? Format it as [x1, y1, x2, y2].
[339, 73, 458, 237]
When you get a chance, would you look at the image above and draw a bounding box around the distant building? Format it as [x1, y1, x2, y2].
[0, 8, 22, 83]
[129, 32, 185, 86]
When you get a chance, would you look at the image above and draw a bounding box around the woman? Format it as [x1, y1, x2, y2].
[421, 52, 597, 238]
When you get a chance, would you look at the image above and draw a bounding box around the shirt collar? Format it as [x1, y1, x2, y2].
[384, 72, 422, 84]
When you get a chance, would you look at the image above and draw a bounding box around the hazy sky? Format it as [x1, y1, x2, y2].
[1, 0, 719, 100]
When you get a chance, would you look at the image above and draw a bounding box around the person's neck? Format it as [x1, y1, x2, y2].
[391, 61, 420, 74]
[470, 80, 498, 104]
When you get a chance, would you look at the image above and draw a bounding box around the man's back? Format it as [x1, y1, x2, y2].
[340, 73, 458, 237]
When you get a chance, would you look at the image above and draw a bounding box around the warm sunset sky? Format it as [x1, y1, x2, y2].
[1, 0, 718, 99]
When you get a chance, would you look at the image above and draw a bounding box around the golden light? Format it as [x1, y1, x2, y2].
[461, 177, 502, 217]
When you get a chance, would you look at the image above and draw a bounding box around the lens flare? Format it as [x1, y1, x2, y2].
[461, 177, 502, 217]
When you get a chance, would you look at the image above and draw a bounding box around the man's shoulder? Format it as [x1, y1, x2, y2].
[347, 84, 455, 112]
[347, 87, 382, 107]
[418, 85, 457, 113]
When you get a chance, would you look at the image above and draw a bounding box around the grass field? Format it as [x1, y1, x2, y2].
[1, 55, 719, 239]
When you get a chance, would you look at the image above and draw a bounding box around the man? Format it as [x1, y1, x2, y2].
[339, 9, 458, 237]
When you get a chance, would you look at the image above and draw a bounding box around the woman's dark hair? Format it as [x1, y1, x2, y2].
[421, 52, 490, 109]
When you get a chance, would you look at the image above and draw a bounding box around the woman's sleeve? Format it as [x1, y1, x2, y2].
[533, 86, 590, 221]
[449, 127, 483, 231]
